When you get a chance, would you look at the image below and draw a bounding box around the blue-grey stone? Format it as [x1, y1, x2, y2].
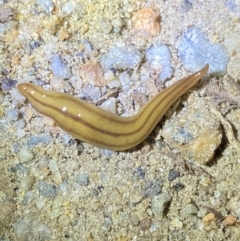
[51, 54, 72, 79]
[37, 181, 57, 199]
[178, 26, 228, 76]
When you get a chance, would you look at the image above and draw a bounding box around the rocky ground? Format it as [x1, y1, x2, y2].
[1, 0, 240, 240]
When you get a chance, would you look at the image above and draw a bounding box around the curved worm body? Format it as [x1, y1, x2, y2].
[17, 65, 208, 151]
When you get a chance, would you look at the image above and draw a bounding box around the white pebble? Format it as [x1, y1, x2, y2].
[19, 147, 34, 163]
[62, 2, 75, 15]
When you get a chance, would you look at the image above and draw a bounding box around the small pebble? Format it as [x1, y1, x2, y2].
[58, 215, 70, 226]
[27, 135, 53, 146]
[100, 149, 114, 158]
[202, 213, 216, 225]
[20, 175, 34, 190]
[80, 60, 104, 86]
[183, 204, 198, 215]
[145, 44, 173, 81]
[100, 97, 117, 114]
[98, 17, 112, 34]
[36, 197, 47, 210]
[51, 54, 72, 79]
[228, 196, 240, 218]
[22, 191, 34, 205]
[0, 7, 13, 23]
[6, 110, 19, 121]
[14, 118, 26, 129]
[102, 217, 112, 232]
[1, 78, 17, 90]
[19, 147, 34, 163]
[168, 170, 180, 181]
[131, 214, 140, 226]
[222, 214, 237, 226]
[13, 218, 52, 241]
[0, 23, 5, 35]
[16, 129, 26, 138]
[151, 193, 172, 217]
[100, 46, 143, 69]
[178, 26, 228, 75]
[75, 173, 89, 186]
[48, 159, 59, 173]
[119, 71, 131, 92]
[37, 0, 54, 13]
[179, 0, 193, 12]
[62, 2, 75, 16]
[37, 181, 58, 199]
[142, 179, 162, 198]
[82, 39, 95, 55]
[173, 183, 185, 190]
[80, 85, 101, 102]
[10, 88, 26, 103]
[170, 217, 183, 229]
[139, 217, 151, 231]
[132, 8, 160, 38]
[57, 29, 70, 41]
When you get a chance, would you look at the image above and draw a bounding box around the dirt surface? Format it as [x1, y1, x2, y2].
[1, 0, 240, 240]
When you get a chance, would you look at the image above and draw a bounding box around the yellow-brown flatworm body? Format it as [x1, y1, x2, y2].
[17, 64, 208, 150]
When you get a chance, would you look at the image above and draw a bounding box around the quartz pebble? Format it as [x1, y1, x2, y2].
[132, 8, 160, 38]
[51, 54, 72, 79]
[146, 44, 173, 81]
[178, 26, 228, 75]
[100, 46, 143, 69]
[19, 147, 34, 163]
[37, 0, 54, 13]
[151, 193, 172, 217]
